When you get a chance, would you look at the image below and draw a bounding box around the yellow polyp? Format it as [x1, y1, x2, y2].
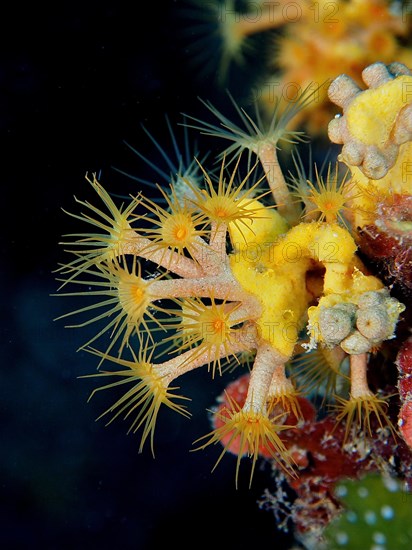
[203, 195, 236, 222]
[168, 296, 244, 378]
[302, 163, 355, 226]
[138, 182, 208, 261]
[57, 174, 141, 285]
[82, 345, 191, 456]
[118, 276, 150, 321]
[160, 212, 196, 246]
[332, 393, 397, 444]
[193, 395, 296, 488]
[314, 194, 343, 224]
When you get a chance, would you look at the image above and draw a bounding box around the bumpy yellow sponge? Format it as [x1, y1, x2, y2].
[328, 62, 412, 227]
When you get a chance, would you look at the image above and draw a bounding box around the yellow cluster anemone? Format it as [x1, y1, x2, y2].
[84, 341, 192, 456]
[55, 174, 140, 285]
[55, 64, 409, 484]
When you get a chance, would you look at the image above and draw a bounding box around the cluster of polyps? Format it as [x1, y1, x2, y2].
[193, 0, 412, 134]
[55, 62, 409, 485]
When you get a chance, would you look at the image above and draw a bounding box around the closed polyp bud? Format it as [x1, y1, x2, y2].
[356, 306, 391, 342]
[319, 305, 354, 345]
[340, 330, 372, 354]
[357, 290, 387, 309]
[334, 302, 357, 318]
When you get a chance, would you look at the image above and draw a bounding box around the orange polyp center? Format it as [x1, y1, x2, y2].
[316, 190, 346, 218]
[158, 212, 198, 249]
[216, 208, 229, 218]
[198, 308, 231, 346]
[175, 226, 188, 241]
[204, 195, 237, 222]
[134, 286, 145, 302]
[213, 318, 224, 333]
[369, 32, 392, 53]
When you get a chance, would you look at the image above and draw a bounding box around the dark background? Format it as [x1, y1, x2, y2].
[1, 1, 295, 548]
